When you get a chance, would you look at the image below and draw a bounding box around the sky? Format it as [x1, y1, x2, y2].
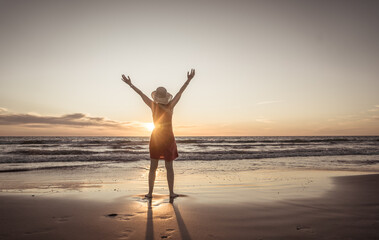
[0, 0, 378, 136]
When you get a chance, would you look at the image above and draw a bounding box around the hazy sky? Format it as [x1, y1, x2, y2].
[1, 0, 378, 136]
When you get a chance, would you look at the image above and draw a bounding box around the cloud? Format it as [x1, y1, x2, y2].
[256, 100, 282, 105]
[0, 109, 138, 129]
[368, 105, 379, 112]
[175, 124, 197, 129]
[255, 117, 272, 123]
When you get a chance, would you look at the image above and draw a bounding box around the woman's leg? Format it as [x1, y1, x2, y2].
[146, 159, 159, 198]
[165, 160, 178, 197]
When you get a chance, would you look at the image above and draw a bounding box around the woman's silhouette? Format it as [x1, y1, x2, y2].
[121, 69, 195, 198]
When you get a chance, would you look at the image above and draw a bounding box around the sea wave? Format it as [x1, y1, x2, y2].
[1, 148, 378, 163]
[7, 149, 100, 155]
[0, 164, 98, 173]
[0, 136, 378, 165]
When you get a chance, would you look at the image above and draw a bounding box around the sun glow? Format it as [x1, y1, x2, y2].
[145, 123, 155, 132]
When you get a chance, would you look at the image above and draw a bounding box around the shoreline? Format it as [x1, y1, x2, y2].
[1, 167, 378, 239]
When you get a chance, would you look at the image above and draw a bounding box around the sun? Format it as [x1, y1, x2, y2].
[145, 122, 155, 132]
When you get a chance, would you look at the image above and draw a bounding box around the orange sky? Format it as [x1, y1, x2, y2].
[0, 0, 378, 136]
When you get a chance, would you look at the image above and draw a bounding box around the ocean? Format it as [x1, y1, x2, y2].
[0, 136, 378, 172]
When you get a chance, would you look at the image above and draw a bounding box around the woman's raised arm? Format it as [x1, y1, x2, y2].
[121, 74, 152, 108]
[170, 69, 195, 109]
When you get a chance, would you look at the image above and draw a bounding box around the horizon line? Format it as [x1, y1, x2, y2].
[0, 135, 378, 137]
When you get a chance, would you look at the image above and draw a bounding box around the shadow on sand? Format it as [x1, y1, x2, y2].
[145, 198, 154, 240]
[145, 195, 191, 240]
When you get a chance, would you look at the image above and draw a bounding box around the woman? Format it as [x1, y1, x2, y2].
[121, 69, 195, 198]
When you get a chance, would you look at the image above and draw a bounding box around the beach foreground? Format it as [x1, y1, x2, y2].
[0, 162, 378, 240]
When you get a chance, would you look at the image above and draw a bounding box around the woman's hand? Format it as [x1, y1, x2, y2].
[170, 68, 195, 109]
[187, 69, 195, 81]
[121, 74, 152, 107]
[121, 74, 132, 85]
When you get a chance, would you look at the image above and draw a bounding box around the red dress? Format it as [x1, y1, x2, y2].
[149, 102, 178, 161]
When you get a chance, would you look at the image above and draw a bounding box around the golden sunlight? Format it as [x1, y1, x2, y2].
[145, 122, 155, 132]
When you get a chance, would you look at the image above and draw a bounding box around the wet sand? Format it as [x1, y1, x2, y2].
[0, 166, 378, 239]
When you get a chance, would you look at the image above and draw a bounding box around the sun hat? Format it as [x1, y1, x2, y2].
[151, 87, 173, 104]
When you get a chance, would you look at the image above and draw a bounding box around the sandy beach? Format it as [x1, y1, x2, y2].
[1, 0, 379, 238]
[0, 160, 378, 240]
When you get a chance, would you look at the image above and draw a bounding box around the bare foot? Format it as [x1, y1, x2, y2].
[170, 193, 179, 198]
[145, 194, 152, 198]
